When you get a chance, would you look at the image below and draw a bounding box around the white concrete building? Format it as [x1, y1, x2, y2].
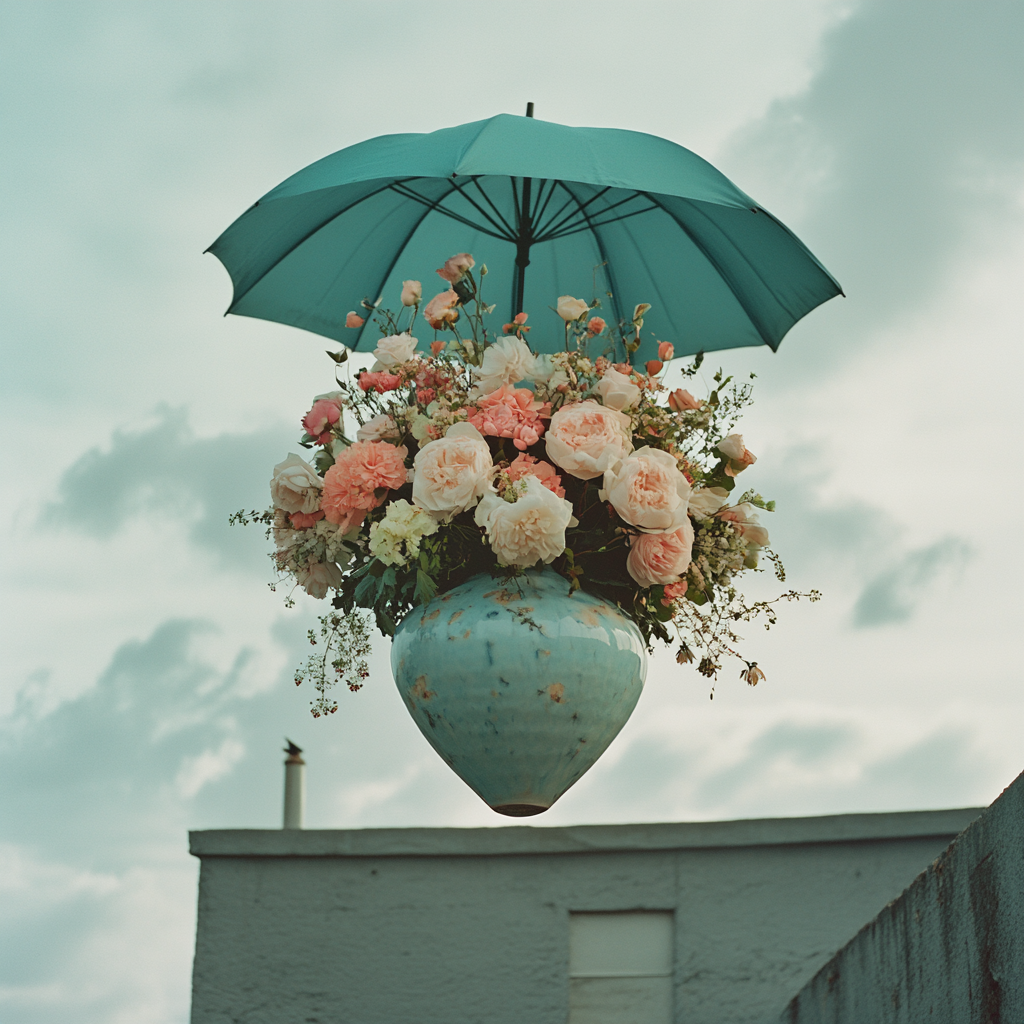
[188, 808, 979, 1023]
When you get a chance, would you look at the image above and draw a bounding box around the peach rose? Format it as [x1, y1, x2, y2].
[586, 316, 606, 336]
[646, 360, 664, 376]
[400, 280, 422, 306]
[474, 475, 575, 567]
[658, 341, 675, 361]
[290, 510, 325, 529]
[668, 388, 702, 412]
[412, 422, 494, 520]
[556, 295, 589, 321]
[688, 486, 729, 519]
[627, 523, 694, 588]
[506, 453, 565, 499]
[321, 441, 408, 523]
[356, 413, 400, 443]
[594, 367, 641, 411]
[718, 434, 756, 475]
[345, 311, 365, 328]
[424, 289, 460, 328]
[436, 253, 475, 283]
[717, 503, 770, 548]
[545, 401, 633, 481]
[270, 454, 323, 515]
[600, 446, 692, 533]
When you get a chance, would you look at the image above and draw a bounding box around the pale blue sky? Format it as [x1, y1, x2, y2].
[2, 2, 1022, 1021]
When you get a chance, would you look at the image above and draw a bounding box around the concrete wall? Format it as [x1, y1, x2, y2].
[783, 772, 1023, 1024]
[189, 810, 980, 1024]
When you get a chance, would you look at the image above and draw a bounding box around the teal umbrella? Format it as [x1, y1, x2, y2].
[208, 109, 842, 362]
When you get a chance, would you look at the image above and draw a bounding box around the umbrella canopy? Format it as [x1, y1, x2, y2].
[208, 113, 842, 362]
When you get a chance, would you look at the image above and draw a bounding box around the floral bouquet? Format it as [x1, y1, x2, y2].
[235, 253, 817, 715]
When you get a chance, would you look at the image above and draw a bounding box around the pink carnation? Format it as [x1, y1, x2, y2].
[302, 398, 342, 444]
[506, 453, 565, 499]
[466, 384, 548, 452]
[358, 371, 402, 393]
[321, 441, 408, 522]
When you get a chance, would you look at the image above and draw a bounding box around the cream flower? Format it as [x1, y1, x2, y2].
[372, 332, 418, 370]
[524, 353, 570, 391]
[474, 475, 575, 567]
[368, 499, 439, 566]
[545, 401, 633, 481]
[471, 336, 538, 395]
[270, 454, 323, 514]
[594, 367, 641, 411]
[356, 413, 400, 443]
[600, 446, 692, 533]
[626, 523, 694, 588]
[556, 295, 589, 321]
[412, 422, 494, 520]
[296, 560, 343, 599]
[718, 433, 757, 475]
[400, 280, 422, 306]
[717, 503, 770, 548]
[688, 486, 729, 519]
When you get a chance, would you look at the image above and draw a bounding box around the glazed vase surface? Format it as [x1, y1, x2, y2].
[390, 569, 647, 816]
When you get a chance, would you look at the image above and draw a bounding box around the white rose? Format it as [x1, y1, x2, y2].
[412, 422, 494, 520]
[545, 401, 633, 481]
[470, 336, 538, 396]
[357, 413, 400, 443]
[400, 280, 422, 306]
[717, 503, 770, 548]
[372, 332, 418, 370]
[296, 560, 343, 599]
[556, 295, 590, 321]
[688, 486, 729, 519]
[270, 454, 323, 514]
[593, 367, 641, 411]
[599, 446, 692, 533]
[524, 353, 569, 391]
[474, 476, 575, 567]
[717, 434, 748, 461]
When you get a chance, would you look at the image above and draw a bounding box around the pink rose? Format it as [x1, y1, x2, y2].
[423, 289, 460, 328]
[302, 398, 342, 444]
[466, 384, 548, 451]
[658, 341, 674, 361]
[668, 389, 701, 412]
[435, 253, 475, 283]
[586, 317, 606, 336]
[600, 446, 692, 533]
[626, 522, 694, 588]
[506, 453, 565, 499]
[296, 560, 344, 599]
[544, 401, 633, 481]
[345, 312, 365, 328]
[290, 510, 325, 529]
[321, 441, 408, 522]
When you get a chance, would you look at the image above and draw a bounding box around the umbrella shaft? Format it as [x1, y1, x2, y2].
[513, 176, 534, 316]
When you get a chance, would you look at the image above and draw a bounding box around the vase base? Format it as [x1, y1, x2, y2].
[491, 803, 550, 817]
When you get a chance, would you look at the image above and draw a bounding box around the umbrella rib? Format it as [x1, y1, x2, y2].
[529, 179, 559, 235]
[463, 177, 518, 239]
[642, 192, 777, 348]
[555, 181, 626, 355]
[534, 185, 614, 242]
[388, 182, 511, 241]
[537, 200, 660, 243]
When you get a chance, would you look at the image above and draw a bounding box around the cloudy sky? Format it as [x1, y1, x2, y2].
[2, 1, 1021, 1020]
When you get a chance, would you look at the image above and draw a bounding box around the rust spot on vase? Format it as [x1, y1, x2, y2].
[537, 649, 550, 658]
[411, 675, 435, 701]
[484, 588, 518, 604]
[546, 683, 566, 703]
[448, 610, 463, 624]
[421, 607, 441, 623]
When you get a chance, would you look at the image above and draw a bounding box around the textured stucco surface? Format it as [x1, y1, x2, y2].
[783, 772, 1024, 1024]
[189, 810, 978, 1024]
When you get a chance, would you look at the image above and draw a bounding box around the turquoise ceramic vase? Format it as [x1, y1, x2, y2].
[390, 569, 647, 816]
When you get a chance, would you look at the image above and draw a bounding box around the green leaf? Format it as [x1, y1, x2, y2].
[326, 348, 349, 364]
